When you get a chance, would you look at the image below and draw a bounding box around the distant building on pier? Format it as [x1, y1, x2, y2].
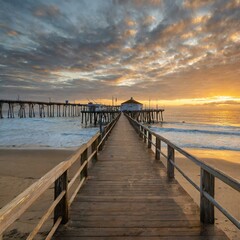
[87, 102, 103, 111]
[121, 97, 143, 111]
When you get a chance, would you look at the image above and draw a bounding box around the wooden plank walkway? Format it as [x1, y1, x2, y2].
[54, 114, 228, 239]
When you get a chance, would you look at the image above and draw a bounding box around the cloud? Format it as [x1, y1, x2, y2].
[0, 0, 239, 103]
[203, 100, 240, 106]
[33, 4, 60, 17]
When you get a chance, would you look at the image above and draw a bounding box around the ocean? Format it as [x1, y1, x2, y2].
[149, 107, 240, 152]
[0, 117, 98, 148]
[0, 107, 239, 151]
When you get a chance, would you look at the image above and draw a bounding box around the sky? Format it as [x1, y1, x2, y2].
[0, 0, 240, 106]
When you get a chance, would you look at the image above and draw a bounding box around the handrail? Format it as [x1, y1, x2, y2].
[140, 126, 239, 191]
[125, 113, 240, 229]
[0, 112, 121, 239]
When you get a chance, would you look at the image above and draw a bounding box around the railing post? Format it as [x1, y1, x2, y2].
[144, 129, 147, 143]
[102, 128, 106, 146]
[155, 137, 161, 160]
[148, 132, 152, 148]
[139, 125, 142, 138]
[98, 134, 103, 151]
[135, 123, 138, 133]
[81, 148, 88, 179]
[54, 170, 68, 224]
[167, 145, 175, 178]
[92, 138, 98, 163]
[105, 124, 110, 141]
[200, 169, 215, 224]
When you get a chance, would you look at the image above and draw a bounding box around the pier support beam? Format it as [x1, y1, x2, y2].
[29, 103, 35, 118]
[57, 105, 61, 117]
[63, 105, 67, 117]
[8, 103, 14, 118]
[39, 104, 45, 118]
[0, 103, 3, 118]
[18, 103, 26, 118]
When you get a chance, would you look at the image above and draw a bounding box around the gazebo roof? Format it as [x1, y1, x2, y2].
[121, 97, 142, 105]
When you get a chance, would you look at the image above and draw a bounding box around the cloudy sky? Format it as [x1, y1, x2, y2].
[0, 0, 240, 106]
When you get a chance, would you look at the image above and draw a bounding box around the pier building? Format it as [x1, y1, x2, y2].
[121, 97, 143, 111]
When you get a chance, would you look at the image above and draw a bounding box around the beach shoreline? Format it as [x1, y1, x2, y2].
[0, 147, 239, 239]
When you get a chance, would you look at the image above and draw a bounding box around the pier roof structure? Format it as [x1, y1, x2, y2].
[121, 97, 143, 105]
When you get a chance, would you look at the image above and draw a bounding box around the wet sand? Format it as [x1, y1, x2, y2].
[0, 148, 239, 239]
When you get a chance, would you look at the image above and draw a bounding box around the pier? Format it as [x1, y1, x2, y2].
[81, 110, 120, 126]
[124, 109, 164, 123]
[0, 100, 120, 119]
[0, 100, 88, 118]
[0, 113, 239, 239]
[0, 99, 165, 125]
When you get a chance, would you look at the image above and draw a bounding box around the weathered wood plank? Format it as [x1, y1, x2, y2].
[53, 236, 227, 240]
[200, 168, 215, 224]
[54, 171, 68, 224]
[55, 226, 226, 237]
[69, 220, 202, 229]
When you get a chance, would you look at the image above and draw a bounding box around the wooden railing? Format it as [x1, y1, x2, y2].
[125, 113, 240, 229]
[0, 112, 121, 239]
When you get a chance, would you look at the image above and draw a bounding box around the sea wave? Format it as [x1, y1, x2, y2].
[151, 126, 240, 136]
[149, 122, 240, 152]
[0, 118, 98, 148]
[180, 143, 240, 152]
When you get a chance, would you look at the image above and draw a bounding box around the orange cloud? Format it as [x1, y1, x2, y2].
[143, 15, 156, 26]
[230, 32, 240, 43]
[181, 32, 194, 40]
[33, 5, 60, 17]
[124, 29, 137, 37]
[124, 18, 136, 27]
[192, 15, 211, 25]
[7, 31, 18, 36]
[132, 0, 162, 7]
[163, 20, 187, 35]
[183, 0, 213, 9]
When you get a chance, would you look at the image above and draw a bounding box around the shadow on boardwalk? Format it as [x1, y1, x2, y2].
[54, 114, 227, 239]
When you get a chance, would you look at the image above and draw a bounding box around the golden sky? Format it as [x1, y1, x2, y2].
[0, 0, 240, 107]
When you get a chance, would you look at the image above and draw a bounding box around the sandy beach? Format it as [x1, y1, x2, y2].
[0, 148, 239, 239]
[0, 149, 74, 239]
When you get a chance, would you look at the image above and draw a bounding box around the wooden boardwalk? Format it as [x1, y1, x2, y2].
[54, 115, 228, 239]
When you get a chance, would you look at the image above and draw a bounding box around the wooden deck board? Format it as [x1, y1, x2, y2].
[54, 114, 228, 239]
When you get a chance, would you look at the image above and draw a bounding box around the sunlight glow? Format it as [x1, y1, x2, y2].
[52, 70, 92, 81]
[77, 96, 240, 107]
[140, 96, 240, 107]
